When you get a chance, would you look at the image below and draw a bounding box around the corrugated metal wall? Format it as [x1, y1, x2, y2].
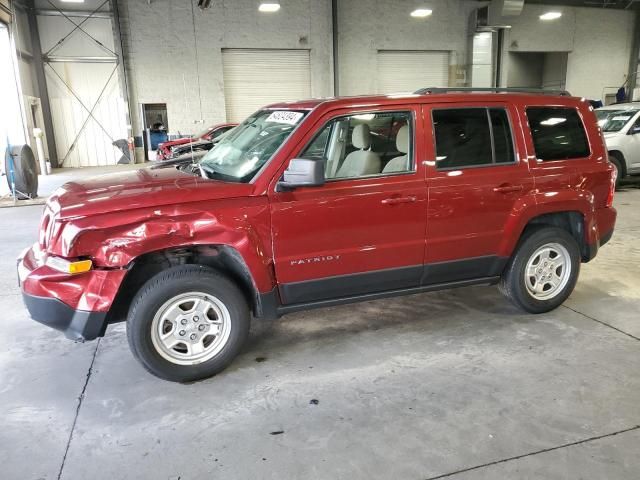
[38, 10, 128, 167]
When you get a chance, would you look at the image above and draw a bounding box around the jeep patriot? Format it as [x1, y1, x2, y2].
[18, 88, 617, 381]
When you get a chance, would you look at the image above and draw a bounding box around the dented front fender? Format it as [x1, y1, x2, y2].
[50, 196, 275, 293]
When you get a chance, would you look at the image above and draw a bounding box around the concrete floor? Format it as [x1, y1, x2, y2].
[1, 178, 639, 480]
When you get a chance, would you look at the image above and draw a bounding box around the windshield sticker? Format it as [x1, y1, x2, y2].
[266, 111, 304, 125]
[612, 116, 632, 121]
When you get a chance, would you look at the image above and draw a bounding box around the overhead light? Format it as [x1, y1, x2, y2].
[60, 0, 85, 3]
[540, 117, 566, 126]
[410, 8, 432, 18]
[539, 11, 562, 20]
[259, 2, 281, 12]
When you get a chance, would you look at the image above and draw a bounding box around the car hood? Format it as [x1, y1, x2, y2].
[173, 139, 213, 152]
[603, 131, 622, 140]
[47, 167, 254, 219]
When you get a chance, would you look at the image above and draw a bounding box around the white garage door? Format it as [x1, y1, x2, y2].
[377, 50, 450, 94]
[222, 49, 311, 123]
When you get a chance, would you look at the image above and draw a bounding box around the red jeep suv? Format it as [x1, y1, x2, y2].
[18, 89, 617, 382]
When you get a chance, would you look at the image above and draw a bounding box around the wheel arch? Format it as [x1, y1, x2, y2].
[105, 244, 278, 326]
[522, 211, 587, 257]
[608, 150, 627, 177]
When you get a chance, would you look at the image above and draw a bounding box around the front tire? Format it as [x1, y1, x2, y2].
[127, 265, 250, 382]
[499, 227, 580, 314]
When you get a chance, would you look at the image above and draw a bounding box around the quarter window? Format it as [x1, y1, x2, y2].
[526, 107, 590, 161]
[490, 109, 515, 164]
[432, 108, 515, 169]
[300, 111, 414, 180]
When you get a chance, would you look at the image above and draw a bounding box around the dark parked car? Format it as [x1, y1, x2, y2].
[19, 90, 616, 382]
[168, 139, 217, 159]
[156, 123, 236, 161]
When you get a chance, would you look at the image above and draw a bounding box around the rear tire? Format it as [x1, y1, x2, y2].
[126, 265, 250, 382]
[499, 227, 580, 314]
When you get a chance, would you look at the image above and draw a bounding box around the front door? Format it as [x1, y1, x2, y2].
[423, 102, 534, 283]
[269, 106, 427, 305]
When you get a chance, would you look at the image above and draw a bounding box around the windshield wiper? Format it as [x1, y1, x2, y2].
[199, 163, 239, 182]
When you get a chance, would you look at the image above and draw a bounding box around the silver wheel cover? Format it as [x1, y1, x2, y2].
[524, 242, 572, 301]
[150, 292, 232, 365]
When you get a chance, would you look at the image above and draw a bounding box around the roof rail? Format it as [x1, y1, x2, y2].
[414, 87, 572, 96]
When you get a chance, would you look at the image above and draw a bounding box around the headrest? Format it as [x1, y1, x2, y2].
[352, 124, 371, 149]
[396, 125, 409, 154]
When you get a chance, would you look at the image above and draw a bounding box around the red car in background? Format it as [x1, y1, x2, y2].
[156, 123, 236, 161]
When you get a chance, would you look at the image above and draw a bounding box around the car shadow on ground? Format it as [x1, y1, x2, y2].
[243, 285, 534, 359]
[619, 175, 640, 190]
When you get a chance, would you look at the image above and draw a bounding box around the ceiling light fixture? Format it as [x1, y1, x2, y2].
[539, 11, 562, 21]
[410, 8, 432, 18]
[60, 0, 85, 3]
[259, 2, 281, 13]
[540, 117, 566, 126]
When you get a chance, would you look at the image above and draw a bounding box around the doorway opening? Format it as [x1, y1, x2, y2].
[141, 103, 168, 161]
[507, 52, 568, 90]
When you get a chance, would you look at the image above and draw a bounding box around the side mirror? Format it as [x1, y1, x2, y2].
[628, 125, 640, 135]
[276, 158, 325, 191]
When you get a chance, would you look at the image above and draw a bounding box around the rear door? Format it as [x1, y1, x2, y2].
[524, 105, 592, 193]
[423, 102, 534, 283]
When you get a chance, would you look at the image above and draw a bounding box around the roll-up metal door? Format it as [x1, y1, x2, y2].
[377, 50, 450, 94]
[0, 0, 11, 24]
[222, 49, 311, 123]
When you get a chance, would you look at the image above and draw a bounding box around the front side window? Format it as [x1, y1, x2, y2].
[199, 110, 306, 182]
[300, 111, 414, 180]
[595, 108, 639, 132]
[526, 107, 590, 161]
[432, 108, 515, 169]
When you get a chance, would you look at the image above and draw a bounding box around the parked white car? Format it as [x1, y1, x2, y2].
[595, 103, 640, 187]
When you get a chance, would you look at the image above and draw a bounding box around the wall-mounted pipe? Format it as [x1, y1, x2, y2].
[332, 0, 339, 96]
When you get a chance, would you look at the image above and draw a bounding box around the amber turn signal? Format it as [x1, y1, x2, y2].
[46, 256, 93, 275]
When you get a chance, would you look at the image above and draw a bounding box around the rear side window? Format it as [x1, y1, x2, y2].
[432, 108, 515, 169]
[526, 107, 590, 161]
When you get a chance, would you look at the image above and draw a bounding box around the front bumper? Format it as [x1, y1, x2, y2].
[22, 292, 107, 341]
[18, 243, 126, 341]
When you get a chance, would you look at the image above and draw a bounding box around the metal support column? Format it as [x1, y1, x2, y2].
[331, 0, 339, 96]
[627, 8, 640, 102]
[109, 0, 134, 163]
[24, 0, 59, 168]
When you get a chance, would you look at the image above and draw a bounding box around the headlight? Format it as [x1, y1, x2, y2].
[46, 256, 93, 274]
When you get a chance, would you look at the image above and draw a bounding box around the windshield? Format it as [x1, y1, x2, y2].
[595, 109, 639, 132]
[199, 110, 306, 183]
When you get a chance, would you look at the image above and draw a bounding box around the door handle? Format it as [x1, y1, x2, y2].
[381, 195, 417, 205]
[493, 184, 523, 194]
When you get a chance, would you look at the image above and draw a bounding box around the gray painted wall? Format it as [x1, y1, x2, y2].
[337, 0, 478, 95]
[18, 0, 631, 165]
[503, 4, 635, 99]
[118, 0, 333, 137]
